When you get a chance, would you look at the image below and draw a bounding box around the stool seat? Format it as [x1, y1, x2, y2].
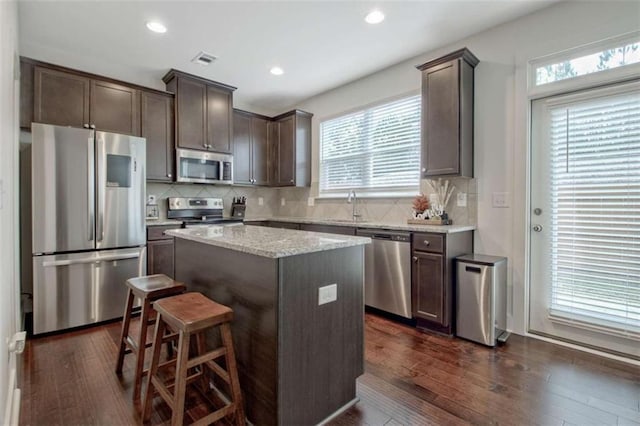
[154, 292, 234, 333]
[126, 274, 186, 299]
[116, 274, 185, 402]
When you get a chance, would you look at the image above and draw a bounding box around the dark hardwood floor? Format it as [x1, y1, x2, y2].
[20, 313, 640, 425]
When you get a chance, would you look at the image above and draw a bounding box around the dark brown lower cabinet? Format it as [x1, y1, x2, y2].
[412, 231, 472, 335]
[146, 225, 181, 278]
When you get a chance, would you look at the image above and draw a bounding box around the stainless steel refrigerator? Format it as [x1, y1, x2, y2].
[30, 123, 146, 334]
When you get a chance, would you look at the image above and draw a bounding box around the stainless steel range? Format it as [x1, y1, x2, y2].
[167, 197, 243, 227]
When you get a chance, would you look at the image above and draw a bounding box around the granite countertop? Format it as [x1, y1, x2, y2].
[165, 224, 371, 258]
[146, 219, 183, 226]
[245, 216, 476, 234]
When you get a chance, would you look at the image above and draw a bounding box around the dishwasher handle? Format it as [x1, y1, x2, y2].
[357, 229, 410, 242]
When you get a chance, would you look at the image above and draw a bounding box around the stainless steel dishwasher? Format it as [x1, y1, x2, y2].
[357, 229, 412, 318]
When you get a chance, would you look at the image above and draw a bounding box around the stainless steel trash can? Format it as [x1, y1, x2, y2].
[456, 254, 508, 346]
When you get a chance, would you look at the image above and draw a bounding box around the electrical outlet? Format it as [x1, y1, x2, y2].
[147, 194, 157, 205]
[318, 284, 338, 305]
[258, 197, 264, 206]
[281, 197, 286, 206]
[457, 192, 467, 207]
[492, 192, 509, 208]
[308, 197, 315, 207]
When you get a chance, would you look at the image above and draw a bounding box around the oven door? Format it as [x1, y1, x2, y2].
[176, 149, 233, 184]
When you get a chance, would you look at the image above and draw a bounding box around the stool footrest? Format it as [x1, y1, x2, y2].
[187, 346, 226, 370]
[191, 403, 236, 426]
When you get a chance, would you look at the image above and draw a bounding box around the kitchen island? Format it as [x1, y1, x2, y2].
[165, 225, 370, 425]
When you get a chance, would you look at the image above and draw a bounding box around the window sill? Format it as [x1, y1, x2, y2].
[316, 191, 419, 200]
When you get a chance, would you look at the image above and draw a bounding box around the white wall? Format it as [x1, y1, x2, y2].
[294, 1, 640, 334]
[0, 0, 20, 422]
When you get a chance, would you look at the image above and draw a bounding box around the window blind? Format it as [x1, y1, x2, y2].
[319, 95, 421, 194]
[548, 89, 640, 336]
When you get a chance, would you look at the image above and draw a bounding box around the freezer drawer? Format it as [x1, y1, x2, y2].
[455, 254, 507, 346]
[33, 247, 146, 334]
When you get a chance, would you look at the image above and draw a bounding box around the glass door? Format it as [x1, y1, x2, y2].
[529, 80, 640, 358]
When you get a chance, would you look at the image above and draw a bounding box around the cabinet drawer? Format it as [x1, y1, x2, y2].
[413, 233, 444, 253]
[147, 225, 181, 241]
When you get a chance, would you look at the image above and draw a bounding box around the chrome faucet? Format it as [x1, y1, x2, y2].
[347, 190, 361, 221]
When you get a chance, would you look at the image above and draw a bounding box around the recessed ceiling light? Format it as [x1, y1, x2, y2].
[365, 10, 385, 24]
[146, 21, 167, 34]
[270, 66, 284, 76]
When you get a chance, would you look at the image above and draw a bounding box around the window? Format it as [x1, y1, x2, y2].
[319, 94, 421, 196]
[535, 40, 640, 86]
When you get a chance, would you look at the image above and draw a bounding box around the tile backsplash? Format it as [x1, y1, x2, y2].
[147, 177, 477, 226]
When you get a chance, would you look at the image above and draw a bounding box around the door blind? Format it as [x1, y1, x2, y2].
[547, 89, 640, 337]
[319, 95, 421, 194]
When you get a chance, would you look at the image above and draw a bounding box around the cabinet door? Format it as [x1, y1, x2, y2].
[412, 251, 447, 326]
[33, 66, 90, 128]
[207, 85, 233, 153]
[267, 121, 280, 185]
[90, 80, 140, 136]
[20, 60, 34, 129]
[276, 115, 295, 186]
[251, 117, 270, 186]
[422, 59, 460, 177]
[232, 111, 252, 185]
[176, 77, 207, 151]
[147, 239, 175, 278]
[142, 91, 174, 181]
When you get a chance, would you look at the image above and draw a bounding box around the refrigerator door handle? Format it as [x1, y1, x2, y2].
[96, 136, 105, 242]
[42, 252, 141, 267]
[87, 137, 95, 242]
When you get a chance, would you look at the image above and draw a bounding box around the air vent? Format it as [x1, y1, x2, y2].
[191, 51, 217, 66]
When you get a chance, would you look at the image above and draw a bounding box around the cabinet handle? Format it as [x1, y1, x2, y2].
[167, 173, 172, 178]
[90, 124, 96, 129]
[413, 256, 418, 262]
[421, 167, 426, 173]
[290, 179, 294, 183]
[423, 240, 430, 246]
[83, 123, 89, 129]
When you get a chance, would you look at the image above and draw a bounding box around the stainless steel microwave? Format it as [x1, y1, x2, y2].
[176, 148, 233, 185]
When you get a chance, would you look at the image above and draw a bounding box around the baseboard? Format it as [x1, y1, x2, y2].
[3, 366, 19, 426]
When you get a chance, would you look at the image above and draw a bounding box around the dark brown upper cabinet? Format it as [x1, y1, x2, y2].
[25, 58, 142, 136]
[163, 69, 235, 154]
[416, 48, 478, 178]
[271, 110, 312, 187]
[232, 109, 269, 186]
[90, 80, 140, 136]
[142, 91, 175, 182]
[33, 66, 90, 129]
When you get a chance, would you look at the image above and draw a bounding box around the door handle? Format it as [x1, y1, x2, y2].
[42, 252, 141, 267]
[87, 138, 95, 242]
[533, 224, 543, 232]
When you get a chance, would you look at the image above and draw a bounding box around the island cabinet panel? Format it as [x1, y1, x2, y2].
[33, 66, 90, 129]
[417, 48, 478, 178]
[90, 80, 140, 136]
[278, 246, 364, 425]
[141, 91, 174, 181]
[412, 230, 473, 335]
[163, 69, 236, 154]
[172, 237, 364, 425]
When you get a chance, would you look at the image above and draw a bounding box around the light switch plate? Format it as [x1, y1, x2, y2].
[258, 197, 264, 206]
[281, 197, 286, 206]
[318, 284, 338, 305]
[307, 197, 315, 207]
[492, 192, 509, 208]
[147, 194, 157, 205]
[457, 192, 467, 207]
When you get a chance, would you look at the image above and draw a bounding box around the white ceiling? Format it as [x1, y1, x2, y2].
[18, 0, 557, 115]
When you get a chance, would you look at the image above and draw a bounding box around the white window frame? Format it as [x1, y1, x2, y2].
[317, 91, 422, 199]
[528, 30, 640, 99]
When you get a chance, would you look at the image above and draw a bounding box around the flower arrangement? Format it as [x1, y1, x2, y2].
[410, 178, 455, 225]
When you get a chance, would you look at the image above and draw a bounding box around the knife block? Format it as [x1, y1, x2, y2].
[231, 204, 246, 218]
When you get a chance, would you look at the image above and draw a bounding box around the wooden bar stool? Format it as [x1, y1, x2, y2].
[142, 292, 245, 426]
[115, 274, 186, 401]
